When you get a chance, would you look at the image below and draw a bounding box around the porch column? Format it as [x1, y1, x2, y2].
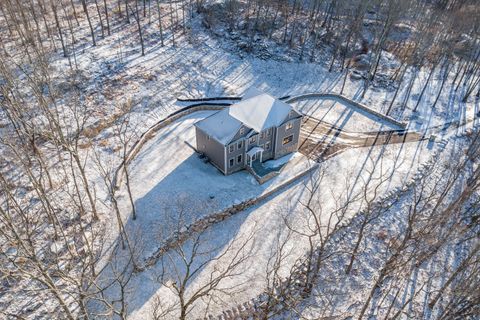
[259, 151, 263, 163]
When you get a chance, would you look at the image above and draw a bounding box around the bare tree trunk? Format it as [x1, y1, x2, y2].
[156, 0, 164, 46]
[51, 0, 68, 57]
[103, 0, 111, 35]
[94, 0, 105, 38]
[81, 0, 97, 46]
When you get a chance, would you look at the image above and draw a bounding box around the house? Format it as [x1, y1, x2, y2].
[194, 87, 303, 175]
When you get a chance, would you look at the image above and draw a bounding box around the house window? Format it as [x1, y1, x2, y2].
[249, 136, 256, 144]
[265, 141, 271, 150]
[207, 135, 211, 140]
[237, 141, 243, 149]
[229, 158, 234, 167]
[237, 154, 242, 164]
[286, 122, 293, 131]
[229, 144, 235, 153]
[267, 128, 272, 136]
[240, 127, 245, 135]
[260, 131, 265, 139]
[283, 135, 293, 145]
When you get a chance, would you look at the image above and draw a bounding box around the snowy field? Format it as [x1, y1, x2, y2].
[110, 110, 313, 261]
[1, 2, 478, 318]
[118, 135, 440, 318]
[292, 97, 397, 132]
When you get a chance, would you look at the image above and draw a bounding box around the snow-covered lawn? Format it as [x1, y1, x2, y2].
[112, 110, 313, 261]
[293, 96, 397, 133]
[120, 133, 440, 318]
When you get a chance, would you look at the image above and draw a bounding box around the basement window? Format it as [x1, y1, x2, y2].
[283, 135, 293, 145]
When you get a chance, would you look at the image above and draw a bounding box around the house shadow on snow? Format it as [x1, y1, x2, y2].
[98, 150, 278, 317]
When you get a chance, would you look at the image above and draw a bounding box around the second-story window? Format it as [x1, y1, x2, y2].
[249, 136, 256, 144]
[237, 141, 243, 149]
[229, 144, 235, 153]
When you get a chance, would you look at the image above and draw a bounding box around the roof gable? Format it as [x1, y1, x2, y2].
[194, 109, 243, 145]
[228, 93, 294, 132]
[194, 87, 300, 145]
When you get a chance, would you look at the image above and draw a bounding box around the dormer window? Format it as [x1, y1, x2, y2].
[249, 136, 256, 144]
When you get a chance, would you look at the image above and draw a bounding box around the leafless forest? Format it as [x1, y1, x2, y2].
[0, 0, 479, 319]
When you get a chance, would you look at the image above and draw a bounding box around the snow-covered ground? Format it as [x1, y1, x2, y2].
[75, 16, 476, 319]
[117, 132, 439, 318]
[293, 97, 396, 132]
[1, 2, 478, 318]
[109, 110, 313, 262]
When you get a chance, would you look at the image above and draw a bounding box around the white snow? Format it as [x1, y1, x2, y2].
[109, 110, 313, 263]
[229, 92, 298, 133]
[195, 88, 300, 145]
[194, 108, 242, 145]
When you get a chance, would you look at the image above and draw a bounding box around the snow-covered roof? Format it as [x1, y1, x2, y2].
[242, 87, 264, 100]
[246, 146, 264, 156]
[229, 93, 296, 132]
[194, 108, 243, 145]
[195, 88, 300, 145]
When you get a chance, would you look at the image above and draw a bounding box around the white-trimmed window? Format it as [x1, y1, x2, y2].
[240, 127, 245, 135]
[237, 154, 242, 164]
[229, 158, 234, 167]
[267, 128, 272, 136]
[286, 122, 293, 131]
[283, 135, 293, 145]
[237, 141, 243, 149]
[229, 144, 235, 153]
[249, 136, 256, 144]
[265, 141, 271, 150]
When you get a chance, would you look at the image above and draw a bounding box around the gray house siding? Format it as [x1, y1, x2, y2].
[274, 116, 302, 159]
[246, 133, 259, 150]
[225, 138, 246, 175]
[230, 124, 252, 142]
[257, 128, 275, 161]
[195, 102, 302, 175]
[195, 127, 226, 174]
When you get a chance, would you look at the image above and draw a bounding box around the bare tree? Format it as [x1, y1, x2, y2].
[152, 226, 256, 319]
